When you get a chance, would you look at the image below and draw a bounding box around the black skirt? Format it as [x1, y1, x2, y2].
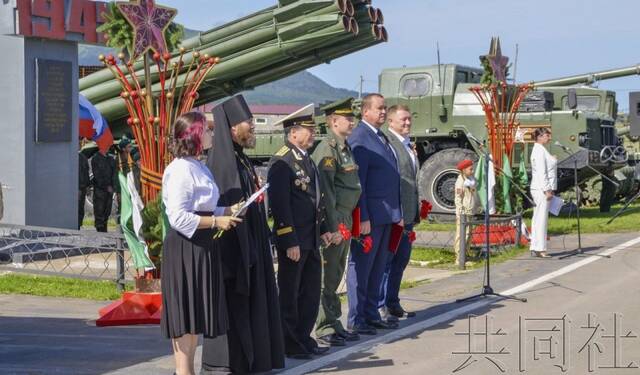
[160, 226, 228, 339]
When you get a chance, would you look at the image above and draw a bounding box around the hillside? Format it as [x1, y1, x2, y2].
[241, 71, 359, 105]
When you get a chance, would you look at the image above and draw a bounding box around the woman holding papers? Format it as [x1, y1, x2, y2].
[529, 127, 557, 258]
[160, 111, 242, 375]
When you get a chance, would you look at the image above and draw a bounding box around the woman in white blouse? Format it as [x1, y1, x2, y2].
[160, 112, 242, 375]
[529, 127, 557, 258]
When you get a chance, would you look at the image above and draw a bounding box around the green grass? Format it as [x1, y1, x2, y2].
[410, 245, 528, 270]
[524, 203, 640, 235]
[414, 221, 455, 232]
[414, 203, 640, 235]
[0, 273, 130, 300]
[81, 218, 118, 230]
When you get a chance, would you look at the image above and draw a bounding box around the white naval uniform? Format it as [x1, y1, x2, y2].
[529, 142, 557, 252]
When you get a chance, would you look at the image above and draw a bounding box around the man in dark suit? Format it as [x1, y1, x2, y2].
[268, 104, 332, 359]
[346, 93, 402, 334]
[379, 105, 420, 321]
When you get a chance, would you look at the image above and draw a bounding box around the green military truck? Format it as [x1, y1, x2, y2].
[249, 63, 640, 215]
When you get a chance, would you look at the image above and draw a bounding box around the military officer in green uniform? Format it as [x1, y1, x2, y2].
[313, 98, 362, 346]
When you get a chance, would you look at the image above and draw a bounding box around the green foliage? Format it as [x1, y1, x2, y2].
[0, 273, 131, 300]
[166, 23, 185, 52]
[140, 196, 164, 269]
[97, 2, 134, 56]
[479, 56, 511, 85]
[97, 2, 184, 58]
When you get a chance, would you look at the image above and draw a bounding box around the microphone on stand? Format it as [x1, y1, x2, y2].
[554, 141, 619, 188]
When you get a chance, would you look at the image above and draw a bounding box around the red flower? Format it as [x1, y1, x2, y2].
[408, 231, 417, 243]
[362, 236, 373, 253]
[337, 223, 352, 241]
[420, 200, 433, 220]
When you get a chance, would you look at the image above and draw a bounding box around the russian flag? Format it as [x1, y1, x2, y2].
[79, 94, 113, 153]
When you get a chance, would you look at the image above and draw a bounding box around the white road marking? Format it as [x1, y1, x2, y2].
[280, 236, 640, 375]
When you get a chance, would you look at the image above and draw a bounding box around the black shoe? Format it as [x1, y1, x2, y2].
[337, 330, 360, 341]
[318, 333, 346, 347]
[309, 346, 330, 355]
[366, 319, 399, 329]
[352, 323, 377, 335]
[286, 352, 312, 360]
[388, 306, 416, 318]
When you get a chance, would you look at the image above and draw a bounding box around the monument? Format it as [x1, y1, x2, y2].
[0, 0, 107, 228]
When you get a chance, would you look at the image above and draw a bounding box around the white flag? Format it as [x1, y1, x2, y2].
[126, 172, 153, 270]
[487, 158, 496, 215]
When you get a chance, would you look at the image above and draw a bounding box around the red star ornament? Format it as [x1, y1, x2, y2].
[117, 0, 177, 59]
[485, 37, 509, 83]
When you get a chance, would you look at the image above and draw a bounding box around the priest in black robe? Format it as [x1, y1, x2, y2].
[202, 95, 285, 374]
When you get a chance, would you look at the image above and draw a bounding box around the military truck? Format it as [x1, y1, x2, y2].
[248, 63, 640, 215]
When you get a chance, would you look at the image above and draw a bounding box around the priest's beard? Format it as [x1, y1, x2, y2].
[238, 133, 256, 149]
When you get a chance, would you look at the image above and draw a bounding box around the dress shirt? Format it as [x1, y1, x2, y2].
[162, 157, 224, 238]
[294, 145, 307, 156]
[530, 143, 557, 192]
[361, 120, 397, 161]
[388, 128, 417, 170]
[361, 119, 379, 135]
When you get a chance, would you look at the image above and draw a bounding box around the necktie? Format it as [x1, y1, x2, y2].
[377, 130, 396, 160]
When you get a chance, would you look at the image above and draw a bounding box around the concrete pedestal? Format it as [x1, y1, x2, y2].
[0, 35, 78, 229]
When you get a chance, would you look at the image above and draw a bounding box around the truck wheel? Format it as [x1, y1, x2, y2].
[418, 148, 477, 220]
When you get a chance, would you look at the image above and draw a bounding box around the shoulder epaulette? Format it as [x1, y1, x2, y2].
[275, 146, 290, 157]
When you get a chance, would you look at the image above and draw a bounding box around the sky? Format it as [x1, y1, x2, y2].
[160, 0, 640, 111]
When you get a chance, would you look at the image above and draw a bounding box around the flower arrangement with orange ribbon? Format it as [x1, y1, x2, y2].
[100, 50, 219, 203]
[98, 1, 219, 204]
[470, 37, 532, 176]
[338, 223, 373, 254]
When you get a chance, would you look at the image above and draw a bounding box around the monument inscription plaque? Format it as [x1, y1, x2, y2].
[35, 58, 72, 142]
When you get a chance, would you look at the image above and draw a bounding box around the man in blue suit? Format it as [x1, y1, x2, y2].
[347, 93, 402, 334]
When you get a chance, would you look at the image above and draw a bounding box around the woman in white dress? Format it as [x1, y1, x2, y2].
[161, 111, 242, 375]
[529, 127, 557, 258]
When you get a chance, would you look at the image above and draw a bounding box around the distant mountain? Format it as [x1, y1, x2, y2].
[241, 71, 359, 105]
[79, 28, 359, 105]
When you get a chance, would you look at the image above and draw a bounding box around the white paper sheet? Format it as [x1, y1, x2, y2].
[549, 196, 564, 216]
[235, 183, 269, 217]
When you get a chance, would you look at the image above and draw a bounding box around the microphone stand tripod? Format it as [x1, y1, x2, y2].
[556, 143, 616, 260]
[456, 136, 527, 304]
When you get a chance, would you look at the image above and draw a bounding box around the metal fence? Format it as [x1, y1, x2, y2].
[0, 213, 523, 293]
[0, 223, 135, 291]
[412, 212, 524, 270]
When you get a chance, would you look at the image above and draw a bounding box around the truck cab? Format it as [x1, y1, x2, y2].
[380, 64, 626, 215]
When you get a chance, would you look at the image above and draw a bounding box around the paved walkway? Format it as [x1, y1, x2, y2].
[0, 232, 634, 374]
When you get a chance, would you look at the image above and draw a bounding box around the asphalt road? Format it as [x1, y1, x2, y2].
[1, 231, 639, 375]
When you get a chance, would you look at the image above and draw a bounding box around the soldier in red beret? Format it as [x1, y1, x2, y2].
[454, 159, 476, 266]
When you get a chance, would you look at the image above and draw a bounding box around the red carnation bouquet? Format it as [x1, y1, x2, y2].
[420, 200, 433, 220]
[338, 223, 373, 254]
[406, 230, 417, 243]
